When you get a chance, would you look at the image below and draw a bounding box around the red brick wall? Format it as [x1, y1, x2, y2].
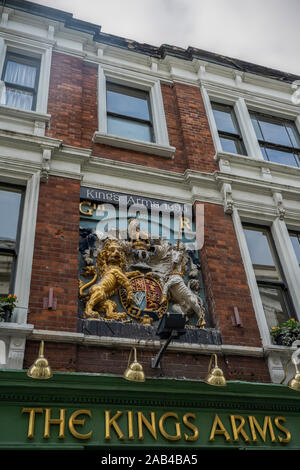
[198, 202, 262, 347]
[46, 52, 217, 174]
[28, 176, 80, 332]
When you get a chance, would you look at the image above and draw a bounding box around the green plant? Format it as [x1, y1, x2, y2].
[270, 318, 300, 346]
[0, 294, 18, 321]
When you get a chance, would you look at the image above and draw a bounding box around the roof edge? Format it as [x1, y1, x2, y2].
[2, 0, 300, 84]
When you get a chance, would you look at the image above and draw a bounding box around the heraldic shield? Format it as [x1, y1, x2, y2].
[119, 273, 168, 325]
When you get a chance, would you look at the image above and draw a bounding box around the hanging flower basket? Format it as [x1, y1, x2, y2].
[270, 318, 300, 346]
[0, 294, 17, 322]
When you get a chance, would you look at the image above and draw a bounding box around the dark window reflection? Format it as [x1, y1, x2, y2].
[211, 102, 246, 155]
[0, 188, 22, 247]
[289, 232, 300, 265]
[0, 186, 23, 298]
[250, 111, 300, 168]
[243, 225, 294, 329]
[106, 82, 153, 142]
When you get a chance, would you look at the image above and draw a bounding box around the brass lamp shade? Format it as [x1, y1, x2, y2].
[27, 341, 53, 380]
[205, 354, 226, 387]
[123, 348, 145, 382]
[288, 363, 300, 392]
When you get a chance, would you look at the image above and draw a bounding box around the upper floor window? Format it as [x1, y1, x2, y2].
[1, 52, 40, 111]
[211, 102, 246, 155]
[250, 112, 300, 168]
[106, 82, 153, 143]
[243, 225, 295, 328]
[95, 65, 175, 157]
[0, 186, 23, 297]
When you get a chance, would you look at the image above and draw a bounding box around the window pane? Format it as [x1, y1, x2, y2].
[5, 87, 33, 110]
[107, 84, 150, 121]
[219, 137, 240, 154]
[258, 285, 289, 328]
[4, 60, 37, 88]
[0, 189, 22, 247]
[107, 115, 152, 142]
[250, 115, 263, 140]
[290, 232, 300, 265]
[243, 227, 282, 280]
[212, 106, 237, 134]
[244, 228, 275, 266]
[286, 123, 300, 149]
[263, 147, 299, 167]
[0, 252, 14, 296]
[257, 116, 293, 147]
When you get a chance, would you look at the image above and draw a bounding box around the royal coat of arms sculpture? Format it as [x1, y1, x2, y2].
[78, 219, 206, 329]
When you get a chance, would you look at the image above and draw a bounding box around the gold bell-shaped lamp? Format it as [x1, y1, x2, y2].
[281, 359, 300, 392]
[123, 347, 145, 383]
[288, 363, 300, 392]
[204, 354, 226, 387]
[27, 340, 53, 380]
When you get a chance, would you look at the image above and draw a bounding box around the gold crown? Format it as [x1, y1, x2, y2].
[132, 237, 151, 251]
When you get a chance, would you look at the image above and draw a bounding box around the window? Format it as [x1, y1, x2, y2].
[289, 231, 300, 265]
[250, 112, 300, 168]
[0, 186, 23, 297]
[106, 82, 153, 142]
[211, 102, 246, 155]
[243, 225, 294, 328]
[95, 65, 175, 158]
[1, 52, 40, 111]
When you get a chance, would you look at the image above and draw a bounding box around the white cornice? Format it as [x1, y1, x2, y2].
[1, 7, 297, 105]
[29, 328, 264, 358]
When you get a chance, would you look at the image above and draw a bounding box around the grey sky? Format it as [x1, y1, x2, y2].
[30, 0, 300, 75]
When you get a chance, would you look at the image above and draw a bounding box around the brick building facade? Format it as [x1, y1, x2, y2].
[0, 3, 300, 450]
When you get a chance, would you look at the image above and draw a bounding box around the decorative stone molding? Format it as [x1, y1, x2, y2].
[0, 323, 34, 369]
[221, 182, 234, 214]
[273, 191, 286, 220]
[40, 146, 52, 183]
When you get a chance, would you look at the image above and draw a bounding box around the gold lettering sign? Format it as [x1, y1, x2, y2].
[21, 408, 292, 446]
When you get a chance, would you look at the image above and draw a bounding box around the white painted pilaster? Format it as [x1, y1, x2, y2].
[200, 85, 222, 153]
[97, 64, 107, 134]
[12, 171, 40, 324]
[234, 97, 263, 160]
[271, 217, 300, 320]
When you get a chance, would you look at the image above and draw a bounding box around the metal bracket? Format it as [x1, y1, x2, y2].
[151, 330, 179, 369]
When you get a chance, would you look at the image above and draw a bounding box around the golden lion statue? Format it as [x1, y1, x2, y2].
[79, 238, 139, 321]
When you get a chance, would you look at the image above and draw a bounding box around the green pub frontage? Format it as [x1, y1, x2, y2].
[1, 371, 300, 452]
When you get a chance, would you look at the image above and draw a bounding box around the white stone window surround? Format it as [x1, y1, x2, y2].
[232, 207, 300, 382]
[201, 84, 300, 167]
[0, 35, 52, 135]
[0, 170, 40, 369]
[93, 63, 176, 159]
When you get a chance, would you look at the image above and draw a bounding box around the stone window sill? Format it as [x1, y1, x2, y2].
[0, 104, 50, 122]
[0, 105, 51, 136]
[93, 131, 176, 159]
[215, 150, 300, 176]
